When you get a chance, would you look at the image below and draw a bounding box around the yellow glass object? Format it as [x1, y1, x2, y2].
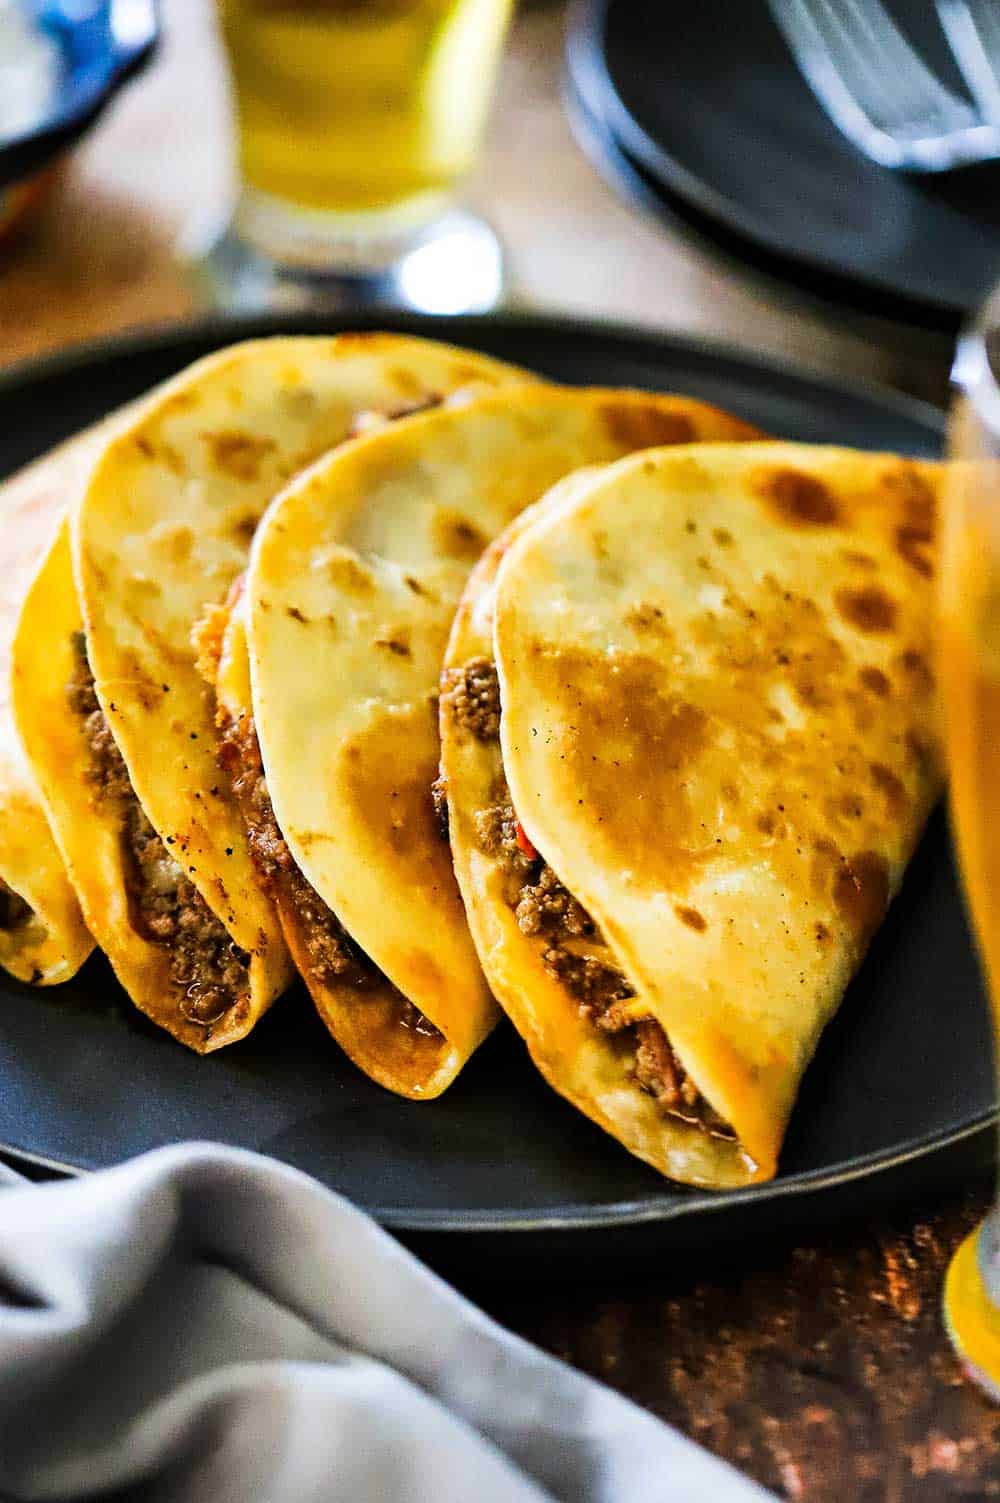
[218, 0, 514, 226]
[945, 1227, 1000, 1400]
[941, 298, 1000, 1396]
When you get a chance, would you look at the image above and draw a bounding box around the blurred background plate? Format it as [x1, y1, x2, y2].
[0, 312, 989, 1274]
[0, 0, 157, 241]
[567, 0, 1000, 330]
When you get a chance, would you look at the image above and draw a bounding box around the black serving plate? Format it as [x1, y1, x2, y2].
[0, 313, 991, 1272]
[567, 0, 1000, 330]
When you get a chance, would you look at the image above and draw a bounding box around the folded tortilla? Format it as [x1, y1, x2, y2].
[244, 387, 761, 1097]
[441, 443, 943, 1185]
[0, 440, 99, 984]
[13, 335, 530, 1051]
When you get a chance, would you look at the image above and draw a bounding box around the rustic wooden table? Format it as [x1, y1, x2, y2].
[2, 2, 996, 1496]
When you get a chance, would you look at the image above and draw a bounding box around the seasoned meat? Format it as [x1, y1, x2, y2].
[431, 773, 449, 840]
[474, 785, 734, 1139]
[67, 632, 137, 805]
[122, 801, 250, 1025]
[0, 878, 31, 931]
[66, 632, 99, 716]
[66, 633, 249, 1026]
[216, 710, 442, 1039]
[632, 1021, 734, 1135]
[474, 800, 532, 871]
[441, 657, 501, 741]
[543, 947, 635, 1010]
[515, 865, 594, 940]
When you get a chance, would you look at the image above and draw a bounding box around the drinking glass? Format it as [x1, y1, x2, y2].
[941, 283, 1000, 1397]
[206, 0, 515, 312]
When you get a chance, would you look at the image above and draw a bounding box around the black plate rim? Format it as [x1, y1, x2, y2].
[0, 308, 946, 441]
[6, 1113, 992, 1234]
[566, 0, 969, 323]
[0, 309, 967, 1238]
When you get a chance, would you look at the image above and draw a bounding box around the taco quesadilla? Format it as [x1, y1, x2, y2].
[441, 443, 943, 1185]
[13, 334, 530, 1050]
[0, 439, 100, 985]
[241, 388, 761, 1097]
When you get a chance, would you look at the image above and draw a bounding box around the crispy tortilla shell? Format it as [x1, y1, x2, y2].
[1, 441, 100, 984]
[445, 443, 943, 1186]
[23, 335, 528, 1049]
[247, 387, 761, 1096]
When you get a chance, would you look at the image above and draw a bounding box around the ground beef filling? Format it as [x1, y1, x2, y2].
[0, 878, 32, 931]
[66, 633, 249, 1026]
[430, 774, 449, 840]
[216, 712, 439, 1038]
[461, 658, 733, 1139]
[441, 656, 501, 742]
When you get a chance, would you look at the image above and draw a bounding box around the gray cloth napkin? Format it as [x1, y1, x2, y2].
[0, 1143, 771, 1502]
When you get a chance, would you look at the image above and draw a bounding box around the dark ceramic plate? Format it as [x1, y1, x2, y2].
[567, 0, 1000, 330]
[0, 313, 991, 1269]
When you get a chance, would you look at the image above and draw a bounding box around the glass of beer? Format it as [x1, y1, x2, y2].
[941, 284, 1000, 1396]
[211, 0, 515, 310]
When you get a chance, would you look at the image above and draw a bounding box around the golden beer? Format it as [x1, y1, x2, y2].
[941, 307, 1000, 1398]
[218, 0, 514, 223]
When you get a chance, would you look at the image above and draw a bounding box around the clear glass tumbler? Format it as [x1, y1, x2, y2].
[209, 0, 515, 312]
[941, 283, 1000, 1397]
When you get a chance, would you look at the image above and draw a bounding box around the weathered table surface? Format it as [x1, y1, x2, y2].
[1, 2, 995, 1496]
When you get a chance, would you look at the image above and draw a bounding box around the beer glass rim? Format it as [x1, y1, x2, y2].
[953, 284, 1000, 448]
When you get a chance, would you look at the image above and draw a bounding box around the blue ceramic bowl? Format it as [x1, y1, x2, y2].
[0, 0, 158, 193]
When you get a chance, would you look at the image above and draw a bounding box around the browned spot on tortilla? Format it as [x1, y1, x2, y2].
[158, 388, 197, 417]
[811, 837, 844, 895]
[890, 470, 936, 574]
[835, 585, 897, 633]
[751, 467, 840, 527]
[527, 645, 710, 882]
[675, 905, 707, 932]
[881, 462, 935, 521]
[389, 366, 428, 398]
[757, 811, 777, 836]
[448, 363, 499, 389]
[842, 550, 877, 571]
[599, 402, 695, 450]
[906, 730, 935, 772]
[712, 528, 733, 547]
[287, 606, 307, 623]
[232, 514, 258, 546]
[833, 850, 890, 947]
[134, 434, 155, 459]
[338, 707, 466, 920]
[202, 431, 277, 483]
[895, 647, 934, 694]
[859, 666, 890, 697]
[815, 922, 830, 944]
[896, 524, 934, 578]
[625, 602, 671, 637]
[375, 636, 411, 657]
[156, 442, 186, 477]
[327, 555, 374, 594]
[153, 524, 194, 564]
[115, 647, 173, 707]
[870, 762, 907, 817]
[433, 511, 487, 560]
[404, 575, 426, 596]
